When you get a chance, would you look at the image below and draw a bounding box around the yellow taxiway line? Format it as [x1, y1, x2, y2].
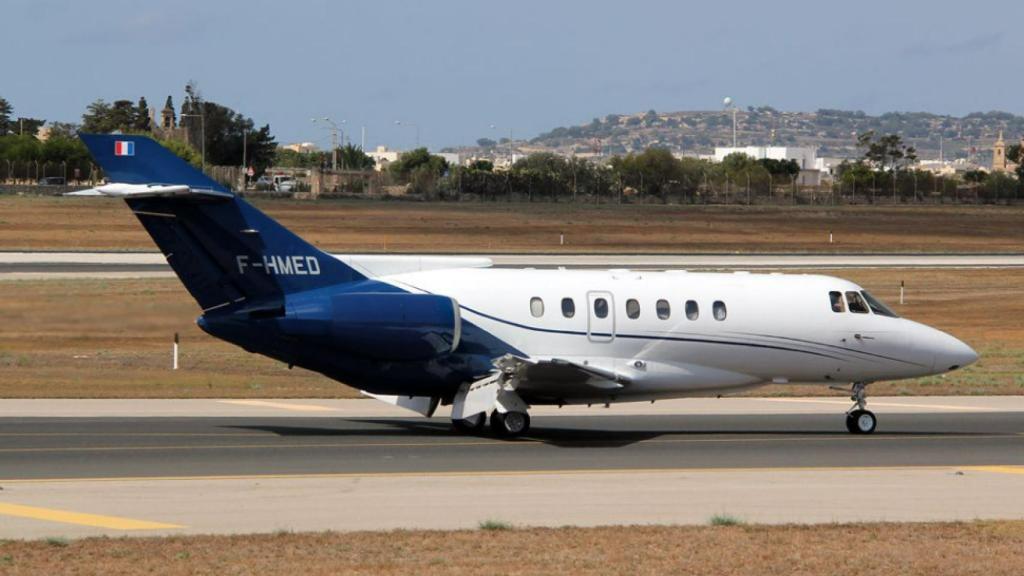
[0, 432, 1019, 455]
[0, 502, 183, 531]
[3, 464, 1023, 486]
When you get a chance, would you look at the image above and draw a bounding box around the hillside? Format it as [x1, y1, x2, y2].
[525, 108, 1024, 162]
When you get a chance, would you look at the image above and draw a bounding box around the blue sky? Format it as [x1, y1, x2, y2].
[3, 0, 1022, 150]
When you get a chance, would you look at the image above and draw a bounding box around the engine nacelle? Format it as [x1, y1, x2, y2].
[280, 292, 461, 361]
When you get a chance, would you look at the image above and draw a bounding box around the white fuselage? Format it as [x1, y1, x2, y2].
[383, 268, 977, 403]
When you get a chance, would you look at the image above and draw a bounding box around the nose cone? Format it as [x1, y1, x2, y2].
[917, 325, 978, 372]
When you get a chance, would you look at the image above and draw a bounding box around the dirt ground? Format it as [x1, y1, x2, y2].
[1, 196, 1022, 253]
[1, 521, 1022, 575]
[0, 267, 1020, 398]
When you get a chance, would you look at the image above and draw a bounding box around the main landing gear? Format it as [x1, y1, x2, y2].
[451, 410, 531, 437]
[844, 382, 877, 434]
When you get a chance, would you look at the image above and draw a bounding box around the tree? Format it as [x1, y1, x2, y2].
[758, 158, 800, 178]
[184, 100, 276, 172]
[468, 159, 493, 172]
[81, 99, 139, 133]
[337, 144, 375, 170]
[13, 117, 44, 137]
[0, 97, 12, 136]
[1005, 143, 1024, 181]
[858, 131, 917, 171]
[134, 97, 151, 132]
[389, 148, 448, 181]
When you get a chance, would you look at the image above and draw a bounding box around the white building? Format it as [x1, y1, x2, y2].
[436, 152, 462, 167]
[713, 146, 824, 185]
[367, 146, 402, 171]
[283, 142, 319, 153]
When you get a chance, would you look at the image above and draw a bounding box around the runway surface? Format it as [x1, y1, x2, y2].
[2, 251, 1023, 280]
[1, 398, 1023, 538]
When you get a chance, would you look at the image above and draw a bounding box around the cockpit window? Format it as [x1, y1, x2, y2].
[829, 291, 845, 313]
[845, 291, 869, 314]
[862, 291, 899, 318]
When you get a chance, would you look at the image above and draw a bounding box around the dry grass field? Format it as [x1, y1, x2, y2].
[1, 521, 1023, 575]
[0, 267, 1020, 398]
[1, 195, 1022, 253]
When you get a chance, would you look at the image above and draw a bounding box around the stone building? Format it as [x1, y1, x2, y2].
[991, 131, 1021, 173]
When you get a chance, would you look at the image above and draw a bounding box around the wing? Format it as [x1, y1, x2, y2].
[495, 355, 630, 405]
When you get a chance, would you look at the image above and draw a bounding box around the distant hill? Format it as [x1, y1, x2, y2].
[526, 108, 1024, 162]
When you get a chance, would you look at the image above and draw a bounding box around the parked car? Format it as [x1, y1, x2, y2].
[253, 176, 273, 191]
[273, 175, 296, 192]
[37, 176, 65, 186]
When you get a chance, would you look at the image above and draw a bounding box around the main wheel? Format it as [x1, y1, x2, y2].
[490, 410, 530, 438]
[452, 412, 487, 433]
[846, 409, 877, 434]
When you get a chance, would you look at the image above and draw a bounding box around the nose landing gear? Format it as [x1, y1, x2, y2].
[844, 382, 877, 434]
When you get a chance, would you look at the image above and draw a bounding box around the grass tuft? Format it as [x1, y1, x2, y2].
[44, 537, 69, 548]
[478, 519, 514, 531]
[709, 514, 744, 526]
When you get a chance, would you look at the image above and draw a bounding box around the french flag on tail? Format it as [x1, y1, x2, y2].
[114, 140, 135, 157]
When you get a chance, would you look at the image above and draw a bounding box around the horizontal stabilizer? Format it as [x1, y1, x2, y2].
[66, 183, 233, 200]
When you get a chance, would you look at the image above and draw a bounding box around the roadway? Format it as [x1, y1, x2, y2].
[1, 251, 1023, 280]
[1, 397, 1023, 538]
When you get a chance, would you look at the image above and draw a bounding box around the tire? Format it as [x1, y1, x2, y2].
[490, 410, 530, 438]
[452, 412, 486, 433]
[846, 409, 877, 434]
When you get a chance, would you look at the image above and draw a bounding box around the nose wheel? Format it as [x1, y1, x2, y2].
[844, 382, 877, 434]
[846, 409, 877, 434]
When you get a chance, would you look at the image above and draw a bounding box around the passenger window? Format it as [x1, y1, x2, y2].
[685, 300, 699, 320]
[656, 299, 671, 320]
[713, 300, 727, 321]
[561, 297, 575, 318]
[845, 291, 869, 314]
[830, 291, 846, 313]
[594, 298, 608, 319]
[626, 299, 640, 319]
[530, 297, 544, 318]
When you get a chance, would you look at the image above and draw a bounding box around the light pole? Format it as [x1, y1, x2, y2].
[394, 120, 419, 148]
[723, 97, 737, 148]
[489, 124, 514, 168]
[180, 110, 206, 171]
[313, 117, 345, 171]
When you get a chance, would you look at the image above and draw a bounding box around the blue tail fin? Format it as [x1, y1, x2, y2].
[79, 133, 365, 312]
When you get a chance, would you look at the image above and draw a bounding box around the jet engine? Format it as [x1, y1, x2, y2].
[279, 292, 461, 361]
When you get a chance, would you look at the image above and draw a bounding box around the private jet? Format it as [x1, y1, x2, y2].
[71, 134, 978, 437]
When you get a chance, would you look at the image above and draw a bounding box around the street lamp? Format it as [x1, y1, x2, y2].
[723, 97, 737, 148]
[394, 120, 419, 148]
[179, 110, 206, 171]
[313, 117, 345, 171]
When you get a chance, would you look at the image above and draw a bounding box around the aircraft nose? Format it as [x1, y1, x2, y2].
[920, 326, 978, 372]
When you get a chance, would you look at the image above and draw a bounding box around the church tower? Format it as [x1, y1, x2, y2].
[160, 95, 176, 130]
[993, 130, 1007, 172]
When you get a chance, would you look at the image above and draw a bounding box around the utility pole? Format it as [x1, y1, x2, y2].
[313, 117, 344, 171]
[241, 129, 247, 191]
[180, 108, 206, 171]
